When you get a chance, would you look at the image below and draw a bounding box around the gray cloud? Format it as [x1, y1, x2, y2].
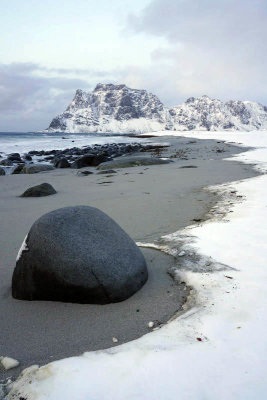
[126, 0, 267, 105]
[0, 63, 114, 131]
[128, 0, 267, 45]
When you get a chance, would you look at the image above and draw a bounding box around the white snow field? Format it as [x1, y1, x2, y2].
[6, 131, 267, 400]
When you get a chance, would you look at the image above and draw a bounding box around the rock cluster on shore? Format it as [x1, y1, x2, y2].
[0, 142, 169, 175]
[12, 206, 148, 304]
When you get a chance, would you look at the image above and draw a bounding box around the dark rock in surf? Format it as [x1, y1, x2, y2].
[0, 159, 13, 166]
[71, 154, 109, 169]
[55, 158, 70, 168]
[8, 153, 22, 162]
[12, 165, 24, 174]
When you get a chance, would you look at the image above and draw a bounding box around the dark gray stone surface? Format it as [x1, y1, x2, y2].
[12, 165, 24, 174]
[0, 167, 5, 175]
[20, 183, 57, 197]
[55, 158, 70, 168]
[8, 153, 22, 162]
[12, 206, 148, 304]
[0, 159, 13, 166]
[71, 154, 108, 169]
[22, 164, 55, 174]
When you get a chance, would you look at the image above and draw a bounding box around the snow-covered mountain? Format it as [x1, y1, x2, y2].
[169, 96, 267, 131]
[46, 84, 267, 133]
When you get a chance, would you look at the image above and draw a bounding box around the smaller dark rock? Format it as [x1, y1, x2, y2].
[28, 150, 45, 156]
[71, 155, 94, 169]
[8, 153, 21, 162]
[0, 167, 5, 175]
[20, 183, 57, 197]
[44, 150, 58, 156]
[24, 154, 32, 161]
[74, 153, 109, 169]
[0, 159, 13, 166]
[55, 158, 70, 168]
[179, 165, 198, 169]
[12, 165, 24, 174]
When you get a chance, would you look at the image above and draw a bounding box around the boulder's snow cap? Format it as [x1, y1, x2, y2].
[46, 84, 267, 133]
[16, 235, 28, 262]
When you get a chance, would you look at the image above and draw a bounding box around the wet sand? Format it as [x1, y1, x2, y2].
[0, 136, 259, 380]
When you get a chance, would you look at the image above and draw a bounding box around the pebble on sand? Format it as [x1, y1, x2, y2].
[20, 183, 57, 197]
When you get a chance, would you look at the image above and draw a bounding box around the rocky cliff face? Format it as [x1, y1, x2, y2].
[46, 84, 267, 133]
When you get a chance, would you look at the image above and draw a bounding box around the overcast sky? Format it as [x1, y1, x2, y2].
[1, 0, 266, 131]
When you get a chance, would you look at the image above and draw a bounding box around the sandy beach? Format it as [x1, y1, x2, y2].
[0, 135, 259, 381]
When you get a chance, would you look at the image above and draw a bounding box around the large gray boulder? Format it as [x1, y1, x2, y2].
[12, 206, 148, 304]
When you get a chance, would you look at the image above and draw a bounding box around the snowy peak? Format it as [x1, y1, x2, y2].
[94, 83, 126, 91]
[169, 95, 267, 131]
[47, 84, 267, 133]
[67, 89, 92, 111]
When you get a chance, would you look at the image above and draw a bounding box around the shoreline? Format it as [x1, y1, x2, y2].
[0, 135, 260, 382]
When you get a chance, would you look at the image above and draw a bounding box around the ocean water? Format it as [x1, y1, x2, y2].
[0, 132, 147, 156]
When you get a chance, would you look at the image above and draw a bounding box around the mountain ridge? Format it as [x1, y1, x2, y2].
[46, 84, 267, 133]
